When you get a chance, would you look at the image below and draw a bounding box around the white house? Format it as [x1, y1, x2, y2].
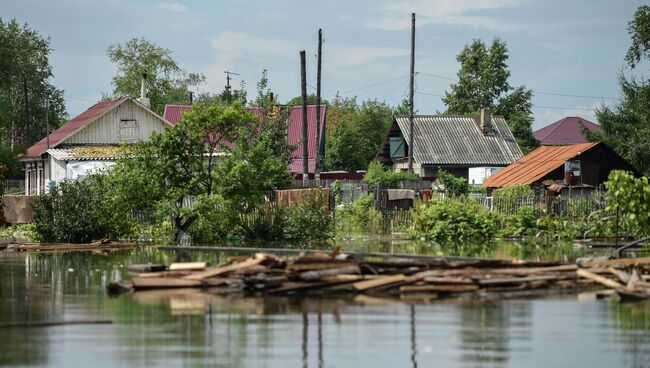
[20, 95, 172, 195]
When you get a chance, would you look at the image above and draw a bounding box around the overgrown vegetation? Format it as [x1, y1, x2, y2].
[363, 161, 419, 190]
[434, 169, 469, 197]
[411, 197, 497, 242]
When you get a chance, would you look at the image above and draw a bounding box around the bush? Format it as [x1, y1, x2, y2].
[363, 161, 419, 189]
[238, 204, 287, 242]
[335, 194, 383, 235]
[185, 195, 238, 244]
[284, 200, 331, 241]
[604, 170, 650, 238]
[32, 175, 133, 243]
[411, 197, 496, 242]
[434, 169, 468, 197]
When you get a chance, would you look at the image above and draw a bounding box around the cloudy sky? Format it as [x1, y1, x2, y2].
[3, 0, 647, 129]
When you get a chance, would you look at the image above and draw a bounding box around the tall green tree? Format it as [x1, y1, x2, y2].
[442, 39, 538, 153]
[594, 6, 650, 175]
[0, 18, 66, 147]
[106, 37, 204, 114]
[325, 96, 393, 171]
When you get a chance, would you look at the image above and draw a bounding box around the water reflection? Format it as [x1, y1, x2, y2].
[1, 247, 650, 367]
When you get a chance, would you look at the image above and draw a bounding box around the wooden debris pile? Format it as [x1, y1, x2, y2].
[107, 251, 650, 300]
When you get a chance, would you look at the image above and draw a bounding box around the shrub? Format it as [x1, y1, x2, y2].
[363, 161, 419, 189]
[493, 184, 534, 199]
[604, 170, 650, 238]
[434, 169, 468, 197]
[185, 195, 238, 244]
[238, 204, 287, 242]
[284, 200, 331, 241]
[32, 175, 133, 243]
[411, 197, 497, 242]
[335, 194, 383, 235]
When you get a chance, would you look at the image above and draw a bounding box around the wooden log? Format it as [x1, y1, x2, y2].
[184, 254, 266, 280]
[287, 261, 357, 272]
[490, 265, 578, 275]
[422, 277, 475, 285]
[0, 319, 113, 328]
[576, 269, 625, 289]
[136, 270, 194, 278]
[400, 284, 479, 293]
[352, 274, 406, 291]
[299, 265, 361, 281]
[319, 275, 365, 283]
[608, 267, 630, 284]
[582, 257, 650, 268]
[132, 277, 202, 289]
[169, 262, 207, 271]
[477, 275, 561, 286]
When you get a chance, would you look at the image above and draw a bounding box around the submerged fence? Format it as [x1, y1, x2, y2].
[481, 194, 607, 219]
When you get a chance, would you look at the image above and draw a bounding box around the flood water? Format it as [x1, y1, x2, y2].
[2, 244, 650, 367]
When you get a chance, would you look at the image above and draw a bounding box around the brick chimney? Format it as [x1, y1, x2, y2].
[137, 73, 150, 108]
[480, 108, 492, 134]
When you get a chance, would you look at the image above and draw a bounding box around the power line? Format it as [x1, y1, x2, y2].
[532, 105, 599, 111]
[340, 75, 409, 94]
[416, 71, 619, 101]
[64, 94, 98, 102]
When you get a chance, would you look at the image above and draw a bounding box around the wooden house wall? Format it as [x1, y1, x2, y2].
[65, 100, 167, 145]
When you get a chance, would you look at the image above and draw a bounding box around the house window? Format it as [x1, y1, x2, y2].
[389, 137, 406, 158]
[119, 120, 139, 142]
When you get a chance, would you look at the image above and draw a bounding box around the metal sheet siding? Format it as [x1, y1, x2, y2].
[395, 115, 522, 166]
[287, 105, 327, 161]
[66, 100, 167, 144]
[482, 142, 600, 188]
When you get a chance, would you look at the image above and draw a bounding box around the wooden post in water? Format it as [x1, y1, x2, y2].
[300, 50, 309, 186]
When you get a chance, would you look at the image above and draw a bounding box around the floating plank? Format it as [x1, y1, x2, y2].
[352, 274, 406, 291]
[169, 262, 207, 271]
[399, 284, 479, 293]
[136, 270, 194, 278]
[184, 254, 266, 280]
[299, 265, 360, 281]
[582, 257, 650, 268]
[132, 277, 202, 289]
[477, 275, 560, 286]
[287, 261, 357, 272]
[126, 264, 166, 273]
[608, 267, 630, 284]
[490, 265, 578, 275]
[422, 277, 475, 285]
[576, 269, 625, 289]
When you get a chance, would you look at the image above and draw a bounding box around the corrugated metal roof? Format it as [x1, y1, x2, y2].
[482, 142, 600, 188]
[26, 97, 128, 157]
[533, 117, 603, 145]
[395, 115, 522, 166]
[46, 145, 124, 161]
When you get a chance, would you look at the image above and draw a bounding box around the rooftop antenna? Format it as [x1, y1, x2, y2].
[224, 70, 239, 92]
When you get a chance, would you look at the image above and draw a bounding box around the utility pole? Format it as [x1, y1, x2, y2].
[407, 13, 416, 175]
[188, 91, 194, 105]
[300, 50, 309, 186]
[315, 29, 323, 179]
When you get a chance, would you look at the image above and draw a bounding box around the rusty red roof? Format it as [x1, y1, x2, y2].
[533, 117, 602, 145]
[25, 97, 127, 158]
[482, 142, 600, 188]
[163, 104, 193, 124]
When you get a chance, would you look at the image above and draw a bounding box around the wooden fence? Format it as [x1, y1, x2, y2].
[480, 195, 607, 218]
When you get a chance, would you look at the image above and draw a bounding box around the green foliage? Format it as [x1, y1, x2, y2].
[335, 194, 383, 235]
[185, 194, 236, 244]
[434, 169, 468, 197]
[442, 38, 538, 153]
[0, 18, 67, 146]
[32, 175, 133, 243]
[493, 184, 534, 199]
[363, 161, 419, 189]
[626, 5, 650, 68]
[593, 6, 650, 175]
[284, 201, 332, 241]
[105, 37, 204, 114]
[325, 96, 393, 171]
[411, 198, 497, 242]
[0, 223, 38, 242]
[604, 170, 650, 238]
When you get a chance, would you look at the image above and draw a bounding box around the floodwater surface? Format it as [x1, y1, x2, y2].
[1, 245, 650, 367]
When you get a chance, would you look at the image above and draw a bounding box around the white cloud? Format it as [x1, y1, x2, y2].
[366, 0, 521, 31]
[156, 2, 188, 12]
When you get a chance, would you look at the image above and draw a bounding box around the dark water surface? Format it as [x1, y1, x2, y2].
[2, 245, 650, 367]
